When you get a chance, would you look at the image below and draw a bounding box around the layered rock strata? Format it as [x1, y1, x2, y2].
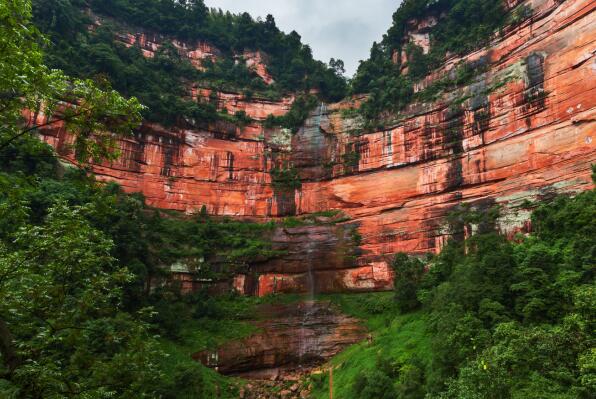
[39, 0, 596, 295]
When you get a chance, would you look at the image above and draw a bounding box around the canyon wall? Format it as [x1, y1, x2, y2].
[39, 0, 595, 295]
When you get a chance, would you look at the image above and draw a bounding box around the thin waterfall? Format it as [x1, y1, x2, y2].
[298, 241, 317, 367]
[297, 104, 326, 369]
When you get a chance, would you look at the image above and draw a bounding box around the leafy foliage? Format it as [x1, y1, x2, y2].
[419, 186, 595, 397]
[308, 294, 429, 399]
[0, 3, 282, 392]
[342, 148, 361, 168]
[312, 183, 595, 399]
[4, 2, 594, 398]
[0, 135, 280, 398]
[0, 203, 163, 398]
[270, 166, 302, 191]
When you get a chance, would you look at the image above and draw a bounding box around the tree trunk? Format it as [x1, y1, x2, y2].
[0, 318, 19, 375]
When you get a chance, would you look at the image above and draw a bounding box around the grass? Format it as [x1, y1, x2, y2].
[318, 292, 396, 329]
[157, 330, 240, 398]
[157, 293, 306, 360]
[310, 292, 432, 399]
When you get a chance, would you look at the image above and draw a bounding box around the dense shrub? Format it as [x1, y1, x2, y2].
[266, 95, 320, 133]
[423, 191, 594, 396]
[392, 253, 426, 313]
[0, 136, 279, 310]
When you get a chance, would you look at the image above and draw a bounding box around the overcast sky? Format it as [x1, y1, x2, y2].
[205, 0, 401, 77]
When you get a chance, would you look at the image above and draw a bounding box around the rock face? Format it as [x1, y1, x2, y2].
[250, 222, 379, 296]
[39, 0, 596, 294]
[193, 301, 367, 379]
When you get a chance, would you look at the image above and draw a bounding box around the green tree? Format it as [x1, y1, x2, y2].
[0, 0, 142, 164]
[392, 253, 426, 313]
[352, 0, 510, 123]
[422, 186, 595, 396]
[35, 0, 348, 117]
[0, 204, 162, 398]
[353, 369, 397, 399]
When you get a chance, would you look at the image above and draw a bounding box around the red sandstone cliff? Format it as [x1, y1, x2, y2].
[38, 0, 596, 296]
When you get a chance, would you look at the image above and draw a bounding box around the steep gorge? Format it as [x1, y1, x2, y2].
[36, 0, 595, 297]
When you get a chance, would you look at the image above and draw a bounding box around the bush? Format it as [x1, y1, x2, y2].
[157, 363, 217, 399]
[421, 184, 595, 396]
[353, 369, 397, 399]
[270, 166, 302, 191]
[393, 253, 426, 313]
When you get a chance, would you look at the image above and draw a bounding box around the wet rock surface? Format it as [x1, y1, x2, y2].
[194, 301, 366, 379]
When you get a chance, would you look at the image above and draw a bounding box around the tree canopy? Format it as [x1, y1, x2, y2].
[0, 2, 268, 396]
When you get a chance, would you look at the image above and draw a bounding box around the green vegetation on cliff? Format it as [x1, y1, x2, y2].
[86, 0, 347, 101]
[3, 1, 594, 398]
[32, 0, 347, 128]
[352, 0, 527, 125]
[418, 191, 595, 397]
[264, 94, 319, 133]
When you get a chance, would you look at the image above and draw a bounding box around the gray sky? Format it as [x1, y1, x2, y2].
[205, 0, 401, 77]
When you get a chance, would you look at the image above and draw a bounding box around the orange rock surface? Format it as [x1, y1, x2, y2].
[40, 0, 596, 295]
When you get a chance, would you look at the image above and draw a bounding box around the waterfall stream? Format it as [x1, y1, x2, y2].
[298, 242, 317, 367]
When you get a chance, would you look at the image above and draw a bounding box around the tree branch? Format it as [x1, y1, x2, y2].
[0, 111, 84, 151]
